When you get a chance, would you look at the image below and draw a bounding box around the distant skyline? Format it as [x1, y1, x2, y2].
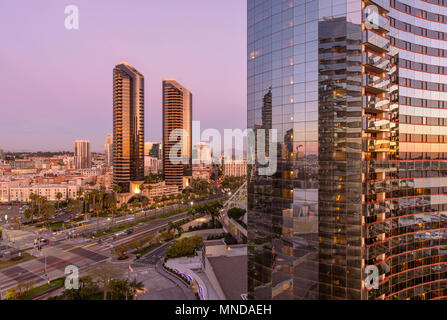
[0, 0, 246, 153]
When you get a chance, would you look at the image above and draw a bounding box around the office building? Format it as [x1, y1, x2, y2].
[74, 140, 91, 169]
[192, 142, 212, 169]
[162, 79, 192, 189]
[247, 0, 447, 300]
[113, 62, 145, 192]
[144, 156, 161, 175]
[144, 142, 163, 159]
[105, 133, 113, 167]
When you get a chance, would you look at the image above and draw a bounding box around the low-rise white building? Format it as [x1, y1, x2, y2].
[222, 157, 247, 177]
[8, 183, 79, 202]
[141, 181, 179, 199]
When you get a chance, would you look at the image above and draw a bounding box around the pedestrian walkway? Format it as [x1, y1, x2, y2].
[154, 260, 195, 300]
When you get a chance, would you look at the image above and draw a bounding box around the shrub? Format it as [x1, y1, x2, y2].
[227, 207, 246, 221]
[224, 233, 238, 245]
[166, 236, 203, 259]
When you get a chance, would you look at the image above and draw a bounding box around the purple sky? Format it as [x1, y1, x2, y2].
[0, 0, 246, 153]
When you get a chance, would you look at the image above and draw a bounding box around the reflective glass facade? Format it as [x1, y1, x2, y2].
[113, 62, 145, 192]
[248, 0, 447, 300]
[162, 79, 192, 189]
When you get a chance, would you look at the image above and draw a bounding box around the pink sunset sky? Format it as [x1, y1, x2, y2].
[0, 0, 246, 152]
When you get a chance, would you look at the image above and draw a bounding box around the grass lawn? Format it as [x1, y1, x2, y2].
[0, 252, 36, 270]
[46, 221, 72, 231]
[132, 242, 162, 256]
[93, 208, 190, 238]
[22, 277, 65, 300]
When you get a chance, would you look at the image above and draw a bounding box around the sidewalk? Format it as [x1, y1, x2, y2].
[155, 259, 195, 300]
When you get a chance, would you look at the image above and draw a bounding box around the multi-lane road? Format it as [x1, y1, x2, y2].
[0, 194, 226, 298]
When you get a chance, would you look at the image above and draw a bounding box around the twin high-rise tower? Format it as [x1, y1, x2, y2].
[112, 63, 192, 192]
[112, 62, 145, 192]
[162, 79, 192, 189]
[248, 0, 447, 300]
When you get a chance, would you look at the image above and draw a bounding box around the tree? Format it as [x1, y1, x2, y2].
[128, 278, 144, 300]
[191, 178, 211, 196]
[76, 188, 84, 200]
[57, 276, 100, 300]
[160, 230, 175, 242]
[5, 280, 35, 300]
[227, 207, 246, 220]
[161, 195, 168, 207]
[108, 278, 144, 300]
[166, 236, 203, 259]
[209, 202, 223, 227]
[56, 192, 63, 210]
[132, 199, 140, 221]
[83, 191, 90, 219]
[24, 194, 55, 225]
[112, 243, 131, 260]
[108, 279, 129, 300]
[141, 197, 149, 210]
[41, 202, 56, 225]
[104, 193, 117, 225]
[5, 288, 19, 300]
[89, 262, 124, 300]
[24, 193, 39, 223]
[145, 184, 153, 196]
[144, 173, 162, 184]
[112, 184, 122, 212]
[67, 199, 82, 213]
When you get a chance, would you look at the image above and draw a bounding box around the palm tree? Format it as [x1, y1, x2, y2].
[145, 184, 153, 196]
[128, 278, 144, 300]
[76, 188, 86, 218]
[133, 200, 140, 221]
[98, 186, 106, 212]
[76, 188, 83, 199]
[83, 191, 91, 220]
[112, 184, 122, 213]
[111, 205, 117, 226]
[153, 196, 160, 208]
[89, 189, 101, 231]
[41, 202, 56, 226]
[102, 193, 116, 226]
[161, 195, 168, 207]
[141, 197, 149, 208]
[56, 192, 63, 211]
[26, 193, 38, 223]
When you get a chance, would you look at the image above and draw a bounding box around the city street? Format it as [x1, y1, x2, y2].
[0, 204, 200, 296]
[131, 243, 195, 300]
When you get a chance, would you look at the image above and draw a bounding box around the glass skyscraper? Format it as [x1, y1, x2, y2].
[162, 79, 192, 189]
[248, 0, 447, 300]
[113, 62, 145, 192]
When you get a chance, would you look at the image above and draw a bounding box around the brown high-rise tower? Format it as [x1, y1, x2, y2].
[113, 62, 144, 192]
[162, 79, 192, 189]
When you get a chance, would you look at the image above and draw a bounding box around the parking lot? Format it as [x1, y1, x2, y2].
[0, 204, 23, 224]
